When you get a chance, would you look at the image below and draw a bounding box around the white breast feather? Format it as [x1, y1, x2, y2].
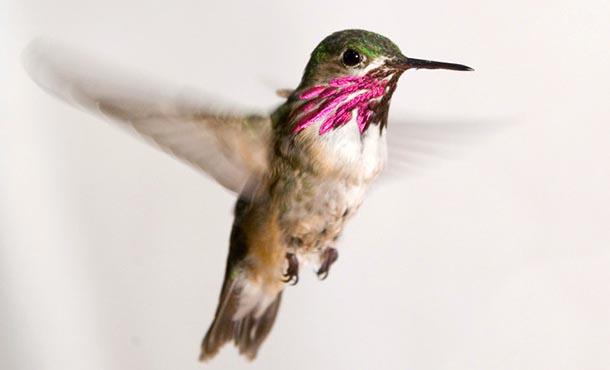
[315, 113, 387, 181]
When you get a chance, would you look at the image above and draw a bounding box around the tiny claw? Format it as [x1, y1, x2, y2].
[317, 248, 339, 280]
[282, 252, 299, 285]
[318, 270, 329, 281]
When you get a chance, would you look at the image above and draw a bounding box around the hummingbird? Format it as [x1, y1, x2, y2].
[24, 29, 472, 362]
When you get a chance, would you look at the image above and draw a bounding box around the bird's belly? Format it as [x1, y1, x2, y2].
[278, 178, 368, 257]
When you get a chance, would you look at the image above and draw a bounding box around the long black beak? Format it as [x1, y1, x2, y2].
[390, 57, 474, 71]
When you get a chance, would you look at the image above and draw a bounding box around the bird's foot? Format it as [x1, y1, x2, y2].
[317, 247, 338, 280]
[282, 252, 299, 285]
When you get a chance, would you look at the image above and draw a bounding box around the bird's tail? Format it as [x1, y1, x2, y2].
[199, 276, 283, 362]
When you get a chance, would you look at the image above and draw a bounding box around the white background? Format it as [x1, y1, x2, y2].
[2, 0, 610, 369]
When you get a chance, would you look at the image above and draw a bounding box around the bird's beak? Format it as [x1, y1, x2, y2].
[389, 55, 473, 72]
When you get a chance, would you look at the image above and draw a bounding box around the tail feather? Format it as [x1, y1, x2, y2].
[200, 279, 283, 362]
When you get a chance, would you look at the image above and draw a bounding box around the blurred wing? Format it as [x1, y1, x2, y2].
[384, 115, 513, 178]
[23, 40, 271, 194]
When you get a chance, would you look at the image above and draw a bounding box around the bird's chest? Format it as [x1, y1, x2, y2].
[308, 117, 388, 181]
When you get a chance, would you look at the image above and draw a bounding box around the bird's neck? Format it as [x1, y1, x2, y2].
[272, 103, 389, 183]
[288, 67, 401, 136]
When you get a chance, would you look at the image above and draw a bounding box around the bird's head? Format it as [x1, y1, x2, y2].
[290, 29, 472, 135]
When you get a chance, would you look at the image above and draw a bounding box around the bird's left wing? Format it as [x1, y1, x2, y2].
[24, 40, 272, 194]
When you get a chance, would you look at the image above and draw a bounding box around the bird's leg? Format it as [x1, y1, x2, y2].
[282, 252, 299, 285]
[317, 247, 339, 280]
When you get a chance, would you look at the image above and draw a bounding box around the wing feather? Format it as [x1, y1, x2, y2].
[24, 40, 271, 194]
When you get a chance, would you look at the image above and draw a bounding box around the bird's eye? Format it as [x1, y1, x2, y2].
[342, 49, 362, 67]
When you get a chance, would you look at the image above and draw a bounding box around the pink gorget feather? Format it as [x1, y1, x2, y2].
[292, 69, 392, 135]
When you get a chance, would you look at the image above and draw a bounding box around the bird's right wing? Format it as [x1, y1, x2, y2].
[384, 115, 513, 178]
[24, 40, 272, 194]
